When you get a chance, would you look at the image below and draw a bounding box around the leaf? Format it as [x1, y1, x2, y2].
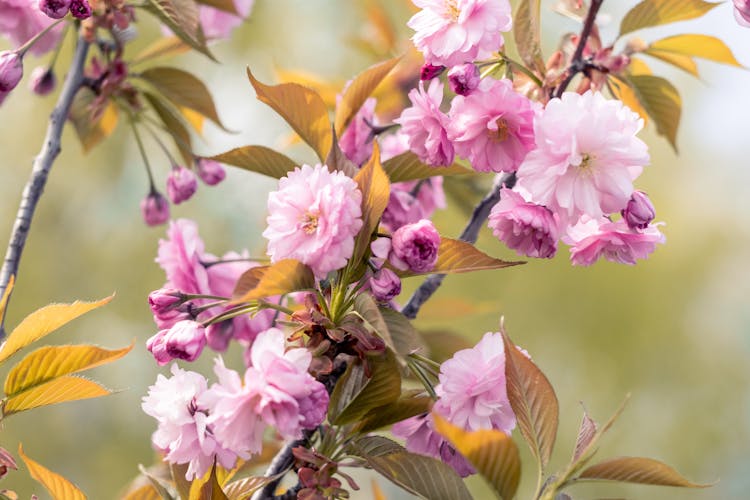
[628, 57, 653, 76]
[356, 395, 432, 433]
[141, 67, 227, 130]
[648, 34, 743, 67]
[353, 294, 392, 347]
[379, 307, 427, 358]
[349, 436, 472, 500]
[0, 275, 13, 326]
[143, 92, 194, 165]
[209, 146, 298, 179]
[626, 74, 682, 152]
[121, 484, 163, 500]
[619, 0, 720, 37]
[513, 0, 545, 75]
[328, 349, 401, 425]
[142, 0, 214, 60]
[4, 343, 132, 397]
[188, 465, 228, 500]
[3, 375, 112, 416]
[572, 409, 598, 463]
[18, 444, 86, 499]
[501, 327, 558, 469]
[578, 457, 710, 487]
[372, 480, 387, 500]
[607, 76, 649, 125]
[247, 68, 332, 161]
[69, 89, 119, 153]
[169, 462, 192, 500]
[0, 295, 113, 365]
[433, 414, 521, 500]
[325, 130, 359, 178]
[352, 143, 391, 265]
[223, 476, 278, 500]
[231, 260, 315, 303]
[131, 36, 191, 65]
[399, 238, 523, 277]
[334, 56, 401, 135]
[642, 50, 699, 77]
[382, 152, 472, 183]
[195, 0, 237, 15]
[420, 330, 471, 363]
[138, 464, 177, 500]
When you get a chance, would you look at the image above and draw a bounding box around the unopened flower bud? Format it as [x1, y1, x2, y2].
[735, 0, 750, 26]
[29, 66, 56, 96]
[69, 0, 92, 19]
[448, 63, 480, 96]
[146, 330, 171, 365]
[167, 166, 198, 204]
[420, 63, 445, 81]
[38, 0, 71, 19]
[369, 268, 402, 301]
[148, 288, 192, 328]
[390, 219, 440, 273]
[141, 190, 170, 226]
[621, 190, 655, 230]
[196, 158, 226, 185]
[0, 51, 23, 93]
[164, 320, 206, 362]
[148, 288, 186, 311]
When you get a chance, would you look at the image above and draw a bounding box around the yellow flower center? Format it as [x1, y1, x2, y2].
[489, 118, 510, 142]
[575, 153, 596, 177]
[445, 0, 460, 21]
[300, 212, 320, 234]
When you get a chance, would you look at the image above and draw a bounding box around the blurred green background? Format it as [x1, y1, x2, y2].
[1, 1, 749, 498]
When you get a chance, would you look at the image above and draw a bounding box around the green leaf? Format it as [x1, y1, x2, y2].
[433, 413, 521, 500]
[131, 36, 191, 65]
[399, 238, 523, 277]
[334, 56, 401, 135]
[352, 143, 391, 265]
[141, 67, 227, 130]
[328, 350, 401, 425]
[513, 0, 545, 75]
[231, 260, 315, 303]
[142, 0, 214, 60]
[143, 91, 195, 165]
[19, 444, 86, 500]
[0, 295, 113, 365]
[355, 395, 432, 433]
[353, 294, 392, 347]
[382, 152, 472, 183]
[3, 375, 112, 416]
[349, 436, 472, 500]
[4, 343, 132, 397]
[626, 74, 682, 152]
[607, 75, 650, 125]
[69, 89, 119, 153]
[209, 146, 298, 179]
[642, 50, 699, 77]
[619, 0, 720, 37]
[247, 68, 332, 161]
[648, 34, 743, 67]
[578, 457, 711, 487]
[501, 327, 558, 469]
[379, 307, 427, 358]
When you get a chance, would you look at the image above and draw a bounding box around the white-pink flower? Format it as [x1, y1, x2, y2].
[157, 219, 211, 295]
[395, 79, 454, 166]
[488, 188, 560, 258]
[516, 91, 649, 222]
[263, 164, 363, 277]
[141, 364, 239, 480]
[448, 78, 537, 173]
[563, 216, 665, 266]
[200, 0, 254, 39]
[408, 0, 512, 67]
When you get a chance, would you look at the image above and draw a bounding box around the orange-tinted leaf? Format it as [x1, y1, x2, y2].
[642, 50, 699, 77]
[399, 238, 523, 277]
[608, 76, 649, 124]
[69, 89, 119, 153]
[18, 444, 85, 500]
[0, 275, 13, 326]
[627, 74, 682, 152]
[382, 152, 473, 183]
[649, 34, 743, 67]
[501, 327, 558, 469]
[209, 145, 298, 179]
[189, 464, 228, 500]
[628, 57, 653, 76]
[513, 0, 545, 75]
[143, 0, 213, 60]
[223, 476, 278, 500]
[433, 414, 521, 500]
[231, 260, 315, 303]
[579, 457, 710, 487]
[3, 376, 112, 416]
[131, 36, 191, 65]
[352, 143, 390, 264]
[619, 0, 719, 37]
[247, 69, 332, 161]
[572, 409, 598, 462]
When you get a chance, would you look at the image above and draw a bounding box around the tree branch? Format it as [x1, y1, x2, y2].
[554, 0, 605, 98]
[0, 36, 90, 339]
[401, 172, 516, 320]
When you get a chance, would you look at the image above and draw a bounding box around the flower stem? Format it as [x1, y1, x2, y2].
[554, 0, 605, 98]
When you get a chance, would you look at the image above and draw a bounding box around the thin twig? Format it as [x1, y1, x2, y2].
[0, 36, 91, 339]
[401, 172, 516, 320]
[554, 0, 605, 98]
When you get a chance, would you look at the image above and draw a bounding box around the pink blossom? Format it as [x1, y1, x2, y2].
[382, 177, 446, 231]
[339, 97, 375, 166]
[369, 268, 402, 301]
[0, 50, 22, 92]
[380, 131, 410, 162]
[141, 190, 170, 226]
[621, 190, 655, 230]
[196, 158, 226, 185]
[38, 0, 70, 19]
[515, 91, 649, 222]
[29, 65, 55, 95]
[148, 288, 194, 329]
[69, 0, 90, 19]
[563, 217, 665, 266]
[488, 188, 560, 258]
[448, 78, 537, 173]
[263, 164, 363, 277]
[390, 219, 441, 273]
[167, 166, 198, 204]
[408, 0, 513, 67]
[164, 320, 207, 362]
[735, 0, 750, 26]
[447, 63, 480, 95]
[420, 63, 445, 80]
[142, 364, 239, 479]
[395, 80, 454, 167]
[0, 0, 62, 55]
[157, 219, 210, 295]
[199, 0, 254, 39]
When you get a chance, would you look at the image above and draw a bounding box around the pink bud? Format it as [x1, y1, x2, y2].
[420, 64, 445, 81]
[166, 166, 198, 204]
[390, 219, 440, 273]
[148, 288, 193, 329]
[448, 64, 480, 96]
[164, 320, 206, 362]
[196, 158, 226, 185]
[148, 288, 186, 310]
[29, 66, 56, 96]
[621, 190, 655, 230]
[141, 190, 170, 226]
[0, 51, 23, 93]
[38, 0, 71, 19]
[369, 268, 402, 301]
[735, 0, 750, 26]
[146, 330, 171, 365]
[69, 0, 92, 19]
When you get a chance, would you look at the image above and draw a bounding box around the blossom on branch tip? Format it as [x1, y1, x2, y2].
[195, 158, 226, 185]
[167, 166, 198, 204]
[621, 190, 655, 230]
[447, 63, 479, 96]
[488, 188, 560, 258]
[38, 0, 70, 19]
[28, 66, 55, 95]
[390, 219, 440, 273]
[369, 267, 402, 301]
[69, 0, 91, 19]
[0, 50, 23, 93]
[563, 216, 665, 266]
[0, 0, 62, 55]
[420, 63, 445, 80]
[141, 190, 170, 226]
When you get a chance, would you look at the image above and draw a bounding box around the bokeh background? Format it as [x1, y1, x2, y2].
[1, 1, 749, 498]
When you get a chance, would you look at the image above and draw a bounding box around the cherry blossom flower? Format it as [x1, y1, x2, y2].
[263, 164, 363, 277]
[447, 63, 480, 95]
[0, 0, 61, 55]
[141, 191, 170, 226]
[382, 177, 446, 231]
[621, 190, 655, 230]
[734, 0, 750, 26]
[488, 188, 560, 258]
[563, 216, 665, 266]
[200, 0, 254, 39]
[166, 166, 198, 204]
[448, 78, 537, 173]
[339, 97, 376, 166]
[157, 219, 210, 295]
[390, 219, 440, 273]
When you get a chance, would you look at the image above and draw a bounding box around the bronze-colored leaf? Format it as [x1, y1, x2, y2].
[247, 69, 332, 161]
[131, 36, 191, 65]
[325, 130, 358, 177]
[169, 462, 191, 500]
[142, 0, 213, 60]
[231, 260, 315, 303]
[578, 456, 710, 488]
[223, 476, 278, 500]
[501, 327, 558, 469]
[355, 395, 432, 433]
[69, 89, 119, 153]
[382, 152, 472, 183]
[572, 409, 598, 463]
[379, 307, 427, 358]
[627, 74, 682, 152]
[353, 295, 392, 348]
[352, 143, 390, 265]
[18, 444, 86, 499]
[399, 238, 523, 277]
[619, 0, 720, 37]
[433, 414, 521, 500]
[209, 146, 298, 179]
[3, 376, 112, 416]
[607, 76, 649, 125]
[120, 484, 163, 500]
[188, 464, 228, 500]
[513, 0, 545, 75]
[0, 275, 13, 326]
